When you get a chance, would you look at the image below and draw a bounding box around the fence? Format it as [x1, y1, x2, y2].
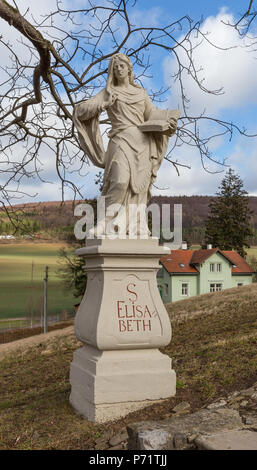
[0, 311, 75, 333]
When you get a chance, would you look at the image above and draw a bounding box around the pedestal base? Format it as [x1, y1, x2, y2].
[69, 238, 176, 422]
[69, 345, 176, 423]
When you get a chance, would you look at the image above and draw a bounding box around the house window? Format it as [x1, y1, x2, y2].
[217, 263, 222, 272]
[210, 263, 215, 272]
[237, 283, 243, 287]
[210, 283, 222, 292]
[181, 283, 188, 296]
[164, 283, 168, 296]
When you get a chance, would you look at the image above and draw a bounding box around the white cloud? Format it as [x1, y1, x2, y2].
[156, 7, 257, 197]
[164, 8, 257, 116]
[131, 6, 162, 29]
[153, 146, 225, 197]
[152, 126, 257, 197]
[225, 137, 257, 196]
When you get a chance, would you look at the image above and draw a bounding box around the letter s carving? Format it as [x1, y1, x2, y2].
[127, 283, 138, 303]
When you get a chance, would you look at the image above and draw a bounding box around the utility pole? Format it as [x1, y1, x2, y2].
[30, 260, 34, 328]
[31, 260, 34, 283]
[43, 265, 49, 334]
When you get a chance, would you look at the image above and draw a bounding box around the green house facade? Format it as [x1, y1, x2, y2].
[157, 247, 254, 303]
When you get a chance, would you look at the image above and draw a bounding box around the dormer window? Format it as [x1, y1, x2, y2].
[179, 263, 185, 268]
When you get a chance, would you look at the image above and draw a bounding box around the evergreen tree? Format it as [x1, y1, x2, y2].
[204, 169, 253, 258]
[57, 198, 97, 299]
[57, 247, 86, 299]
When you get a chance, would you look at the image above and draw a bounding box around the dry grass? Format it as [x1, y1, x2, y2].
[0, 284, 257, 450]
[165, 284, 257, 402]
[168, 283, 257, 322]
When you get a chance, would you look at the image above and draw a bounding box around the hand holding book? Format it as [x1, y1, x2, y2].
[138, 109, 180, 136]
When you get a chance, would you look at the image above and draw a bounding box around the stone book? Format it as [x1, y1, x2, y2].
[138, 109, 180, 134]
[138, 119, 171, 133]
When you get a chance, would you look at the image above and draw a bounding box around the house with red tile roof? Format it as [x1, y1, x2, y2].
[157, 246, 254, 303]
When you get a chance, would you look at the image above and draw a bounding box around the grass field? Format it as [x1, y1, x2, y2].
[0, 242, 256, 321]
[190, 245, 257, 256]
[247, 246, 257, 257]
[0, 243, 77, 320]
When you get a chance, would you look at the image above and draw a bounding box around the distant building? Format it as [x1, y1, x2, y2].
[0, 235, 15, 239]
[157, 245, 254, 303]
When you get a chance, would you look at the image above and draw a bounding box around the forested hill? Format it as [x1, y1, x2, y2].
[151, 195, 257, 229]
[2, 195, 257, 243]
[8, 195, 257, 227]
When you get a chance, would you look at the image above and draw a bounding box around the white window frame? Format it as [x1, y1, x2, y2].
[216, 263, 222, 272]
[210, 263, 215, 272]
[210, 282, 223, 292]
[181, 282, 189, 296]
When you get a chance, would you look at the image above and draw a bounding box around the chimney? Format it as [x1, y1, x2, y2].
[207, 244, 212, 250]
[181, 242, 187, 250]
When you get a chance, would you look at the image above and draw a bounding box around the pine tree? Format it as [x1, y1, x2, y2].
[204, 169, 253, 258]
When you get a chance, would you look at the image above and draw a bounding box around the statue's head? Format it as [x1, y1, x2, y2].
[107, 53, 136, 89]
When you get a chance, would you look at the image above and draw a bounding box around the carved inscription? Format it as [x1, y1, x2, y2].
[117, 283, 157, 333]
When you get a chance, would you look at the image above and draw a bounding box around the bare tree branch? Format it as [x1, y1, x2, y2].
[0, 0, 256, 217]
[222, 1, 257, 36]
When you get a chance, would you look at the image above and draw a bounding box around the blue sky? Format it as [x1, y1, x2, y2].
[90, 0, 257, 199]
[142, 0, 246, 20]
[1, 0, 257, 202]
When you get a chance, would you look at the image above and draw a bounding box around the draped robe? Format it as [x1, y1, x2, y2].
[73, 84, 173, 233]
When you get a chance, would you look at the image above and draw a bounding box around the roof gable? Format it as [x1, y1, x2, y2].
[160, 250, 198, 274]
[190, 248, 233, 265]
[160, 248, 254, 274]
[222, 251, 254, 274]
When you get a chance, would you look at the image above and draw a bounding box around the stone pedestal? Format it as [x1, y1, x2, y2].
[69, 238, 176, 422]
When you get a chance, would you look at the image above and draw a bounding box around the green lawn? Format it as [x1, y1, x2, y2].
[0, 243, 78, 320]
[247, 246, 257, 257]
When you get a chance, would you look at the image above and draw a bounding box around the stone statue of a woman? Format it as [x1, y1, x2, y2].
[73, 53, 179, 237]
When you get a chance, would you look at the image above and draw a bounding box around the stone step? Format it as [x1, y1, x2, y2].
[127, 408, 243, 450]
[195, 430, 257, 450]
